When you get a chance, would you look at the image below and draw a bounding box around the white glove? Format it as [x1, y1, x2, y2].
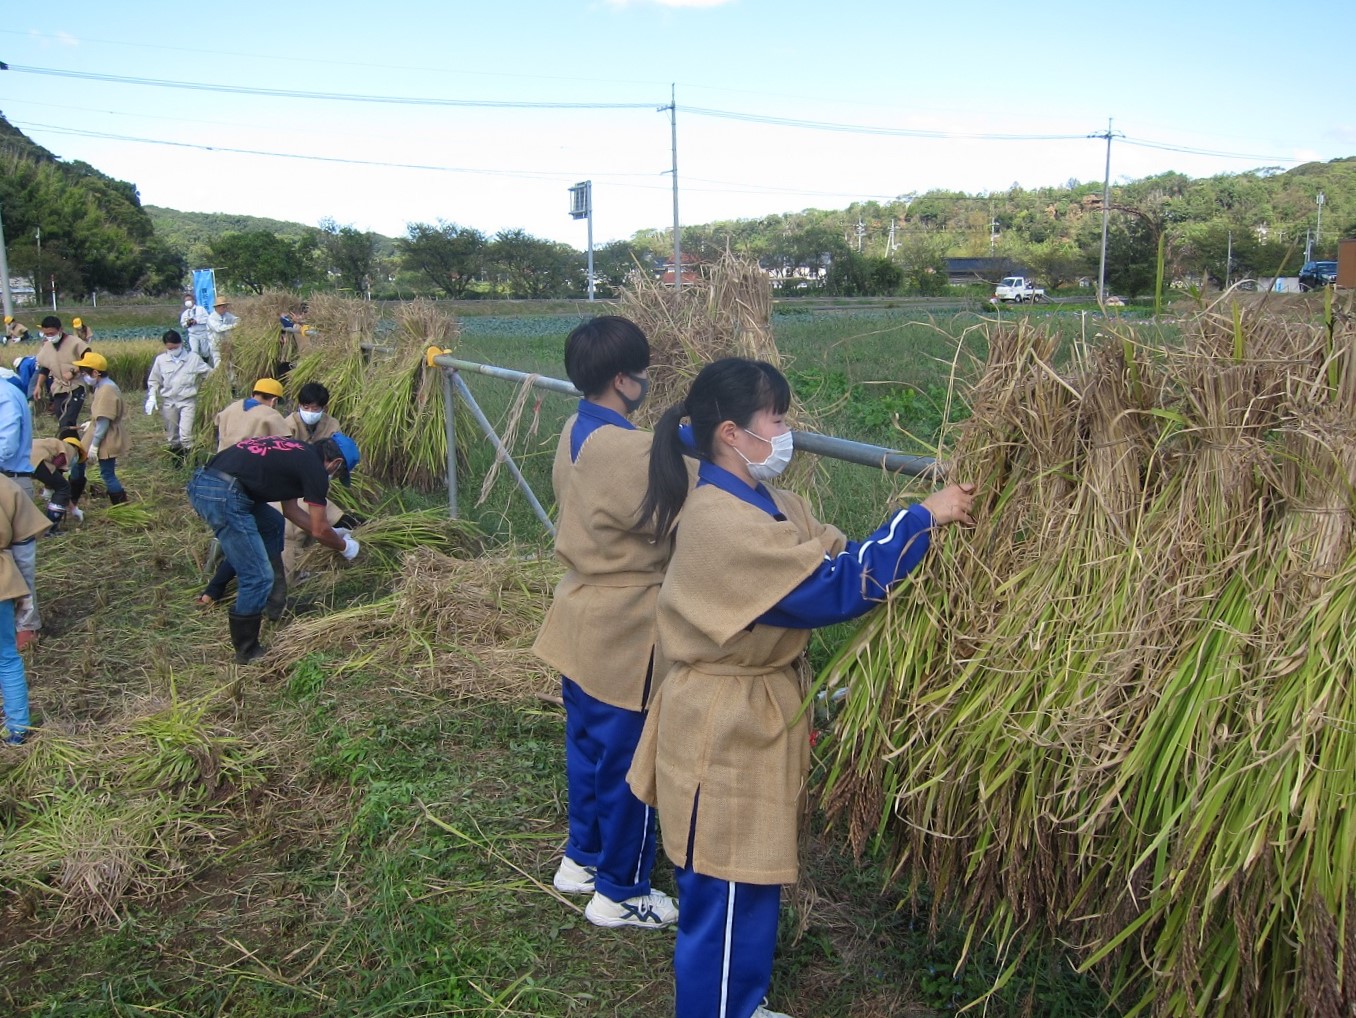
[340, 536, 360, 561]
[144, 394, 157, 415]
[333, 527, 351, 540]
[88, 444, 100, 461]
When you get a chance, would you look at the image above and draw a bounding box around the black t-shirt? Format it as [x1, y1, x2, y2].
[208, 435, 330, 506]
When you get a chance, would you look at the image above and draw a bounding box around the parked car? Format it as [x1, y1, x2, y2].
[1298, 260, 1338, 291]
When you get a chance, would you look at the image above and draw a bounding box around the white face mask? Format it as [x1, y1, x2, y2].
[169, 346, 186, 359]
[299, 409, 324, 426]
[43, 332, 59, 343]
[738, 428, 794, 481]
[80, 372, 96, 385]
[184, 299, 193, 308]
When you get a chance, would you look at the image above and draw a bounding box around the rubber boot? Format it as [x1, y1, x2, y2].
[227, 611, 267, 664]
[264, 554, 287, 621]
[108, 489, 129, 506]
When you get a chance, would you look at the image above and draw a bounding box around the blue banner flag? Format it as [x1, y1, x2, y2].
[192, 269, 216, 313]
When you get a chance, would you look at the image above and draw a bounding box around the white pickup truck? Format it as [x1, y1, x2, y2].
[992, 276, 1046, 303]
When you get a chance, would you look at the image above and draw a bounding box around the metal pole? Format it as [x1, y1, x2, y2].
[669, 84, 681, 293]
[1097, 118, 1112, 302]
[442, 368, 458, 519]
[449, 369, 557, 535]
[430, 355, 940, 479]
[587, 188, 595, 302]
[0, 200, 13, 319]
[1316, 192, 1325, 254]
[1225, 231, 1232, 289]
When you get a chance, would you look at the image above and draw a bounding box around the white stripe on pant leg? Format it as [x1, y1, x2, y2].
[719, 881, 736, 1018]
[632, 805, 651, 884]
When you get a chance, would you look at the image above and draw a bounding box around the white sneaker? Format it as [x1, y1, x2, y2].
[584, 889, 678, 929]
[552, 856, 596, 895]
[754, 1001, 793, 1018]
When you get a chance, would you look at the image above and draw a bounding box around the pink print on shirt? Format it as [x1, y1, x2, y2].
[238, 437, 307, 456]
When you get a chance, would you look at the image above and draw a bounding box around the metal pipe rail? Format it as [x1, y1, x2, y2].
[427, 351, 941, 528]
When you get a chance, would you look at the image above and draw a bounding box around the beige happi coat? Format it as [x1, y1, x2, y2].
[0, 475, 54, 601]
[29, 437, 73, 471]
[532, 415, 671, 711]
[85, 379, 128, 459]
[36, 334, 90, 395]
[628, 482, 846, 885]
[215, 400, 289, 450]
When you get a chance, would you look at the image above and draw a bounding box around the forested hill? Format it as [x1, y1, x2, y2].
[146, 207, 400, 267]
[0, 113, 184, 296]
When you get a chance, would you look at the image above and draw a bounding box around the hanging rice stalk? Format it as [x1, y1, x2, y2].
[193, 294, 474, 492]
[817, 299, 1356, 1016]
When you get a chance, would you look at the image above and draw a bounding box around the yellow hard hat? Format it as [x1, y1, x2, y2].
[3, 316, 11, 324]
[61, 436, 87, 463]
[72, 317, 83, 328]
[73, 351, 108, 373]
[252, 378, 285, 399]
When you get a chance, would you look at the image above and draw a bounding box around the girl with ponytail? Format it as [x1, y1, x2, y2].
[629, 357, 975, 1018]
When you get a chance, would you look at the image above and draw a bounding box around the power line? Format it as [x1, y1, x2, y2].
[4, 62, 1302, 161]
[3, 64, 656, 111]
[13, 120, 899, 202]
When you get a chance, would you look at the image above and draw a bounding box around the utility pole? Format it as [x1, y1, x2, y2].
[1316, 191, 1325, 255]
[0, 200, 13, 319]
[1090, 118, 1121, 302]
[659, 85, 681, 292]
[1304, 228, 1312, 264]
[35, 227, 41, 309]
[887, 218, 896, 255]
[855, 216, 865, 253]
[1225, 230, 1232, 289]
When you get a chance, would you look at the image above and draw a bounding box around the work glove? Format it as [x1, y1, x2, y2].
[144, 394, 158, 414]
[88, 444, 100, 461]
[340, 536, 360, 561]
[333, 527, 351, 540]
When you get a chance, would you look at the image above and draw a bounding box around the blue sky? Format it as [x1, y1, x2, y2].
[1, 0, 1347, 246]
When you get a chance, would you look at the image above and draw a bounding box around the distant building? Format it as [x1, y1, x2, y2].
[6, 277, 36, 306]
[659, 252, 701, 286]
[945, 258, 1028, 285]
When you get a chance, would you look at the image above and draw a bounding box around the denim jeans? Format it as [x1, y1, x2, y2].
[187, 469, 283, 617]
[0, 598, 28, 738]
[70, 456, 123, 495]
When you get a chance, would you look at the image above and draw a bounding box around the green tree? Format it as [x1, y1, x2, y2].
[400, 221, 487, 298]
[209, 231, 316, 294]
[488, 229, 582, 298]
[319, 218, 379, 294]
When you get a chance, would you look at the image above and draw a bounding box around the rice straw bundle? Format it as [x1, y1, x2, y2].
[818, 299, 1356, 1016]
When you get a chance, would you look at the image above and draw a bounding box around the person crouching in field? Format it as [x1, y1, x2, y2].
[146, 329, 212, 464]
[628, 358, 975, 1018]
[70, 351, 129, 506]
[0, 473, 57, 745]
[532, 316, 680, 931]
[30, 433, 86, 530]
[280, 382, 348, 581]
[199, 378, 292, 611]
[187, 434, 361, 664]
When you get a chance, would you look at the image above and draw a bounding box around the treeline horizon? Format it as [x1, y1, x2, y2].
[4, 112, 1353, 301]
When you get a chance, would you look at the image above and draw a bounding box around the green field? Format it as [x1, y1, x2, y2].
[0, 303, 1177, 1017]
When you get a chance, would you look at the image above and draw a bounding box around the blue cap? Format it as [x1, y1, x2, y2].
[329, 433, 360, 486]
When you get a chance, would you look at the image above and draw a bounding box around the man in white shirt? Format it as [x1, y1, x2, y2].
[205, 296, 238, 368]
[179, 292, 211, 362]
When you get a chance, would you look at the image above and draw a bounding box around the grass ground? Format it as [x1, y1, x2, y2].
[0, 305, 1143, 1016]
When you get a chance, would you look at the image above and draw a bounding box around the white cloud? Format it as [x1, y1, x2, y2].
[55, 31, 80, 47]
[607, 0, 735, 8]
